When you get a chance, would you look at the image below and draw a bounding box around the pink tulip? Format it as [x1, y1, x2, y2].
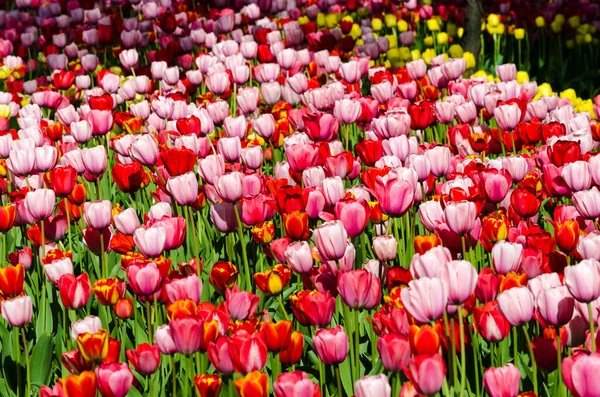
[24, 189, 55, 220]
[355, 374, 392, 397]
[169, 316, 204, 355]
[373, 171, 415, 217]
[82, 146, 108, 175]
[562, 161, 592, 192]
[133, 227, 166, 258]
[7, 148, 35, 176]
[483, 363, 520, 397]
[252, 114, 276, 139]
[313, 326, 349, 365]
[274, 371, 320, 397]
[440, 260, 478, 304]
[71, 120, 93, 143]
[1, 296, 33, 327]
[113, 208, 140, 235]
[34, 146, 58, 172]
[418, 200, 445, 232]
[536, 286, 575, 326]
[494, 103, 522, 130]
[127, 261, 162, 297]
[333, 98, 362, 124]
[165, 274, 203, 304]
[198, 154, 225, 185]
[573, 187, 600, 219]
[83, 200, 112, 230]
[225, 285, 260, 321]
[210, 202, 239, 233]
[424, 146, 452, 177]
[401, 277, 448, 323]
[166, 172, 199, 206]
[406, 59, 427, 80]
[286, 144, 319, 173]
[208, 337, 235, 374]
[562, 351, 600, 397]
[403, 353, 446, 396]
[564, 259, 600, 303]
[96, 363, 133, 397]
[410, 246, 452, 279]
[130, 135, 159, 166]
[284, 241, 314, 274]
[495, 64, 517, 82]
[372, 235, 398, 262]
[217, 136, 242, 162]
[154, 325, 177, 355]
[481, 169, 511, 203]
[377, 334, 411, 373]
[71, 316, 103, 340]
[338, 269, 381, 310]
[241, 146, 263, 170]
[497, 286, 535, 326]
[444, 200, 477, 235]
[86, 109, 113, 135]
[215, 172, 243, 203]
[491, 241, 523, 275]
[313, 220, 348, 262]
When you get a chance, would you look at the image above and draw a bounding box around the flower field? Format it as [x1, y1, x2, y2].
[1, 0, 600, 396]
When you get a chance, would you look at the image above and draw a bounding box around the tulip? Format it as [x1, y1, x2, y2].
[562, 161, 592, 192]
[165, 274, 203, 304]
[169, 316, 203, 355]
[0, 264, 24, 298]
[497, 286, 534, 326]
[537, 286, 575, 327]
[215, 172, 243, 203]
[154, 325, 177, 355]
[0, 205, 16, 233]
[372, 235, 397, 262]
[24, 188, 55, 220]
[564, 259, 600, 303]
[228, 331, 268, 374]
[113, 208, 140, 236]
[355, 374, 392, 397]
[114, 298, 133, 320]
[410, 246, 452, 279]
[58, 273, 91, 310]
[273, 371, 320, 397]
[313, 221, 348, 262]
[494, 103, 522, 130]
[377, 333, 411, 372]
[83, 200, 112, 230]
[573, 187, 600, 219]
[483, 363, 521, 397]
[443, 201, 477, 235]
[562, 352, 600, 397]
[71, 316, 103, 340]
[441, 260, 478, 304]
[95, 363, 133, 397]
[290, 290, 336, 327]
[194, 374, 223, 397]
[313, 326, 349, 365]
[234, 372, 268, 397]
[60, 371, 97, 397]
[403, 354, 446, 396]
[491, 241, 523, 275]
[1, 295, 33, 327]
[473, 301, 510, 342]
[82, 146, 108, 175]
[133, 227, 166, 258]
[284, 241, 314, 274]
[126, 261, 162, 297]
[338, 269, 381, 310]
[225, 285, 260, 321]
[167, 172, 199, 206]
[76, 330, 109, 362]
[401, 278, 448, 323]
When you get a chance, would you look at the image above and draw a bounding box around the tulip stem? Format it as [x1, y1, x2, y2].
[588, 302, 596, 352]
[556, 328, 564, 397]
[522, 325, 537, 396]
[40, 220, 46, 259]
[335, 366, 343, 397]
[233, 204, 251, 291]
[100, 232, 106, 279]
[354, 309, 360, 380]
[186, 206, 201, 276]
[277, 295, 289, 321]
[1, 233, 5, 266]
[147, 374, 153, 397]
[21, 328, 30, 397]
[63, 198, 72, 253]
[171, 355, 177, 397]
[443, 310, 458, 393]
[458, 307, 466, 397]
[146, 300, 153, 342]
[14, 328, 20, 397]
[512, 327, 519, 367]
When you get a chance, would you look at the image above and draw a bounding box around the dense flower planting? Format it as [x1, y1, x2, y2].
[1, 0, 600, 397]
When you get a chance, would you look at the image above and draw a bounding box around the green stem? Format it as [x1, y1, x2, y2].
[588, 302, 596, 352]
[556, 328, 564, 397]
[171, 355, 177, 397]
[40, 220, 46, 259]
[445, 312, 458, 393]
[21, 328, 30, 397]
[100, 232, 106, 279]
[354, 309, 360, 380]
[14, 328, 21, 397]
[63, 198, 72, 253]
[146, 300, 153, 342]
[458, 308, 466, 397]
[1, 233, 5, 266]
[393, 217, 402, 266]
[148, 374, 153, 397]
[187, 206, 201, 277]
[513, 327, 519, 366]
[343, 307, 356, 382]
[277, 295, 289, 321]
[522, 325, 537, 396]
[233, 204, 251, 290]
[336, 366, 343, 397]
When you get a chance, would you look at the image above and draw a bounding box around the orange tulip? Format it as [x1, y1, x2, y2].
[234, 371, 268, 397]
[194, 374, 222, 397]
[76, 330, 109, 362]
[60, 371, 97, 397]
[209, 261, 238, 295]
[409, 324, 442, 356]
[279, 330, 304, 365]
[0, 263, 24, 298]
[260, 320, 293, 352]
[167, 299, 198, 320]
[254, 264, 291, 296]
[92, 278, 126, 305]
[0, 204, 16, 233]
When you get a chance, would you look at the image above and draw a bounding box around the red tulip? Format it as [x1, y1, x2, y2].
[290, 290, 336, 327]
[111, 162, 149, 193]
[47, 166, 78, 197]
[473, 301, 510, 342]
[126, 343, 160, 375]
[279, 331, 304, 365]
[194, 374, 223, 397]
[228, 330, 268, 374]
[408, 101, 435, 130]
[510, 188, 540, 219]
[95, 362, 133, 397]
[0, 263, 24, 298]
[403, 353, 446, 396]
[58, 273, 91, 310]
[59, 371, 97, 397]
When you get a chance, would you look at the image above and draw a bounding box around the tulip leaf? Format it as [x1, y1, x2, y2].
[339, 357, 354, 397]
[30, 333, 54, 386]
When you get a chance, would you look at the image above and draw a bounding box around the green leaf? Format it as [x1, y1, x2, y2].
[30, 333, 54, 386]
[339, 357, 354, 397]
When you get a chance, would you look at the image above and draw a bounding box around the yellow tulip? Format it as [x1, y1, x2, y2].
[514, 28, 525, 40]
[397, 20, 408, 32]
[422, 48, 437, 65]
[316, 13, 326, 27]
[566, 39, 575, 48]
[399, 47, 412, 61]
[458, 27, 464, 38]
[585, 33, 592, 44]
[551, 20, 563, 33]
[537, 83, 553, 97]
[437, 32, 449, 46]
[0, 66, 10, 80]
[568, 15, 580, 29]
[496, 24, 505, 35]
[463, 52, 476, 69]
[535, 16, 545, 28]
[298, 16, 310, 25]
[350, 24, 362, 40]
[356, 39, 364, 47]
[423, 36, 434, 47]
[560, 89, 577, 102]
[577, 100, 595, 118]
[487, 14, 500, 28]
[0, 105, 11, 119]
[427, 18, 440, 32]
[387, 48, 402, 63]
[447, 23, 458, 38]
[576, 34, 584, 45]
[386, 34, 398, 49]
[555, 14, 565, 24]
[372, 18, 383, 31]
[411, 49, 422, 61]
[325, 14, 338, 29]
[109, 66, 122, 76]
[449, 44, 464, 58]
[516, 71, 529, 84]
[471, 70, 488, 79]
[384, 14, 397, 28]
